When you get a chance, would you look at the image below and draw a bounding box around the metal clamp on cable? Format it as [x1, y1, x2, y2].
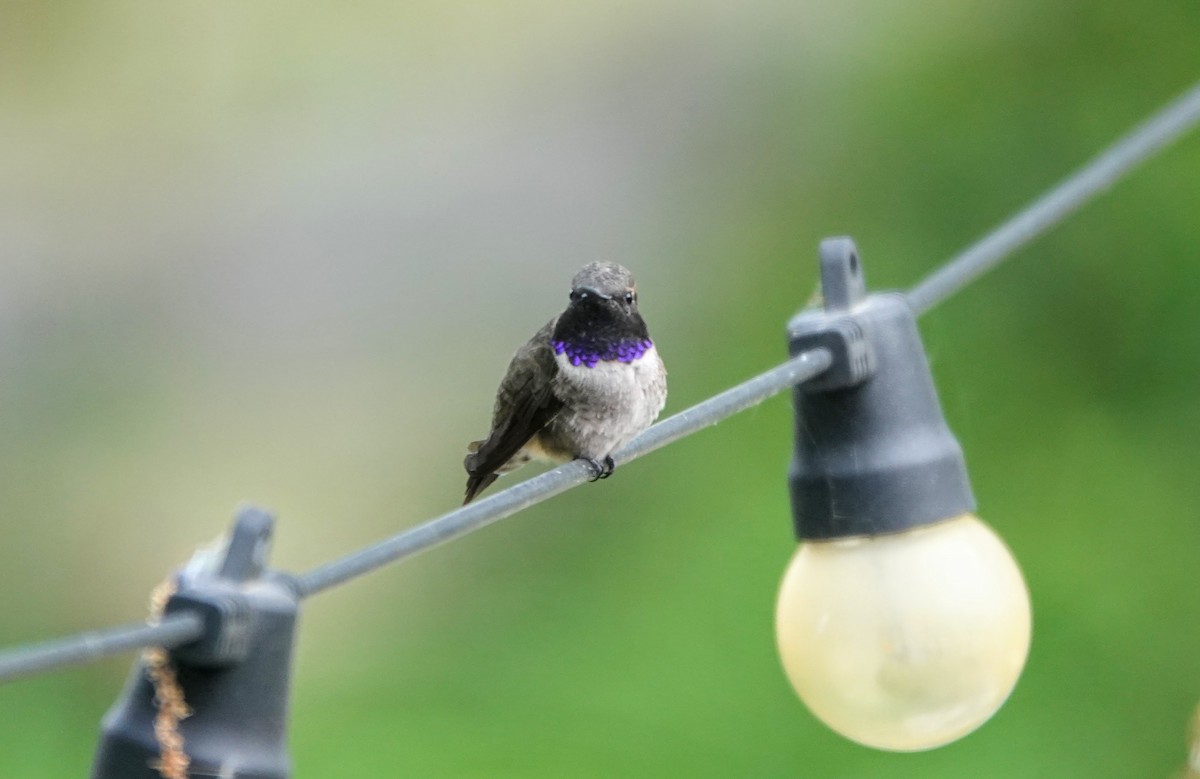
[787, 237, 876, 392]
[92, 506, 300, 779]
[162, 586, 253, 668]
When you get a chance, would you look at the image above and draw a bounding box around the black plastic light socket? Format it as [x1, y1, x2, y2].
[788, 238, 975, 540]
[90, 507, 299, 779]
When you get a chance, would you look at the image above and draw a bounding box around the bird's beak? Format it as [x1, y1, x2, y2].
[573, 286, 613, 301]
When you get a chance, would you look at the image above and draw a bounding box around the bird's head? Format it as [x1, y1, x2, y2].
[552, 262, 651, 359]
[567, 262, 639, 315]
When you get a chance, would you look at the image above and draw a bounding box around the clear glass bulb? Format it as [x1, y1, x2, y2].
[775, 513, 1031, 751]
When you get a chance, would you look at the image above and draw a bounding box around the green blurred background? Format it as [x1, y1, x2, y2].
[2, 2, 1199, 776]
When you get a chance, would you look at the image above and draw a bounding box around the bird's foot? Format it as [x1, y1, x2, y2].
[579, 456, 616, 481]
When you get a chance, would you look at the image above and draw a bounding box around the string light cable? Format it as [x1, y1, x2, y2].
[2, 78, 1199, 686]
[0, 77, 1197, 779]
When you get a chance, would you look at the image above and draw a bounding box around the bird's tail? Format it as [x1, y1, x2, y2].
[463, 471, 500, 504]
[463, 441, 501, 503]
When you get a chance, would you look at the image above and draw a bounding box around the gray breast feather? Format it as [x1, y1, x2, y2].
[538, 345, 667, 460]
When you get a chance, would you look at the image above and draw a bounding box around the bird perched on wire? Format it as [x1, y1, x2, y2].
[463, 262, 667, 504]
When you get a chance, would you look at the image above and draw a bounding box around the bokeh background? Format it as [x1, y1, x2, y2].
[2, 2, 1199, 776]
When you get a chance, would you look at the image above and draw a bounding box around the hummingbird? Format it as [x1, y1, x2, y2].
[463, 262, 667, 504]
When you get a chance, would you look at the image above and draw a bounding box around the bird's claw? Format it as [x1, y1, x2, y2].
[579, 456, 616, 481]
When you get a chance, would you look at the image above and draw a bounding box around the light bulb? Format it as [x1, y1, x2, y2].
[775, 513, 1030, 751]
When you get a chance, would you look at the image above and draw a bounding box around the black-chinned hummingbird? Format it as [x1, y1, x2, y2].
[463, 262, 667, 503]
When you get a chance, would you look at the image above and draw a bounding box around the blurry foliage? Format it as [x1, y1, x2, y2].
[1, 1, 1199, 777]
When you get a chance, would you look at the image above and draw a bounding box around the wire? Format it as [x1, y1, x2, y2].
[0, 350, 832, 681]
[295, 348, 833, 597]
[907, 80, 1200, 315]
[3, 77, 1200, 685]
[0, 612, 203, 684]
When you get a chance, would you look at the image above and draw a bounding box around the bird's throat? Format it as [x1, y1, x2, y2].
[552, 338, 654, 369]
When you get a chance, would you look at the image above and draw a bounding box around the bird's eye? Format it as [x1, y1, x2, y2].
[625, 291, 635, 304]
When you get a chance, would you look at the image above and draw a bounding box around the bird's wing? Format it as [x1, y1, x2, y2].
[464, 320, 563, 502]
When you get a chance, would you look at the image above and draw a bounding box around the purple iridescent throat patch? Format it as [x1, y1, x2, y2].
[552, 338, 653, 369]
